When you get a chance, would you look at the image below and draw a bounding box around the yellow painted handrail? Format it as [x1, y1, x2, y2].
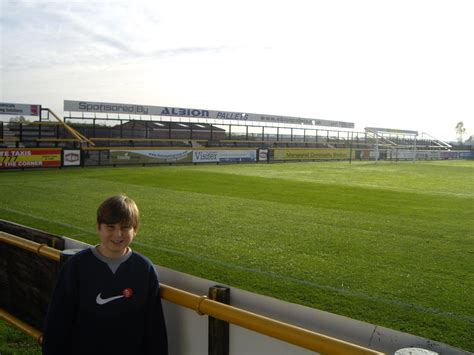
[46, 109, 95, 146]
[0, 232, 60, 262]
[36, 138, 82, 142]
[160, 285, 381, 355]
[0, 231, 383, 354]
[0, 308, 43, 344]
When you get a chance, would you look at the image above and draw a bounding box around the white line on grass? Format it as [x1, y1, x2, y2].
[0, 206, 95, 238]
[2, 205, 472, 324]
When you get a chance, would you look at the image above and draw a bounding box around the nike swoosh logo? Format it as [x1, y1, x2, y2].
[96, 293, 124, 305]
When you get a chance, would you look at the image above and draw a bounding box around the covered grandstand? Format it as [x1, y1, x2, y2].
[1, 99, 471, 168]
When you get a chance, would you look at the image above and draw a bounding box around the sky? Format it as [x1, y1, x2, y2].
[1, 0, 473, 142]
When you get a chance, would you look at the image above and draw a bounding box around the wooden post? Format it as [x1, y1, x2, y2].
[208, 285, 230, 355]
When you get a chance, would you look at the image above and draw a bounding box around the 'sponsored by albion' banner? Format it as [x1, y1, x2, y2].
[111, 150, 193, 164]
[0, 149, 61, 168]
[64, 100, 354, 128]
[274, 148, 353, 160]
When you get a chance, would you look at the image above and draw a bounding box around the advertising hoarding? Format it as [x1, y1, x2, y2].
[439, 151, 459, 159]
[0, 148, 61, 168]
[459, 151, 474, 159]
[274, 148, 353, 161]
[110, 150, 193, 164]
[258, 149, 269, 162]
[192, 150, 257, 163]
[0, 102, 40, 116]
[388, 150, 443, 160]
[110, 149, 256, 164]
[63, 150, 81, 166]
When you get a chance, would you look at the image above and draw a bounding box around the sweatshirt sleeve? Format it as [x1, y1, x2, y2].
[42, 259, 78, 355]
[144, 265, 168, 355]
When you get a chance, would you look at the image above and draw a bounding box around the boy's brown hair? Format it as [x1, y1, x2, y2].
[96, 195, 140, 230]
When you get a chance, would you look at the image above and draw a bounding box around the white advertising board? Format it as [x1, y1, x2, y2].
[193, 150, 257, 163]
[63, 150, 81, 166]
[258, 149, 268, 162]
[0, 102, 40, 116]
[110, 150, 193, 164]
[389, 150, 441, 160]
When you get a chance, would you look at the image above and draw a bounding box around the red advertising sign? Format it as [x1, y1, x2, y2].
[0, 149, 61, 168]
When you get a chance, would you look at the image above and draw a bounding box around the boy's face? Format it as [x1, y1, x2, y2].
[97, 223, 137, 258]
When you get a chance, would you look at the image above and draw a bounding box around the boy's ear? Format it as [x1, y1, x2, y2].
[97, 223, 101, 232]
[133, 227, 139, 236]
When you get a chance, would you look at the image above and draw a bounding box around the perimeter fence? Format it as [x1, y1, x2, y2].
[1, 117, 472, 170]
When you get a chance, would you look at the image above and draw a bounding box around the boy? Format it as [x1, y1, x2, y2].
[42, 195, 168, 355]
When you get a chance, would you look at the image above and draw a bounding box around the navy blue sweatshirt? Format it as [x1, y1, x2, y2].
[42, 248, 168, 355]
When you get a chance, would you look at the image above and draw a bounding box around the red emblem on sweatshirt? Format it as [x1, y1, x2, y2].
[123, 288, 133, 298]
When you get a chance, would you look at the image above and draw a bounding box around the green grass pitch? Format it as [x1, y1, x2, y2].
[1, 160, 473, 352]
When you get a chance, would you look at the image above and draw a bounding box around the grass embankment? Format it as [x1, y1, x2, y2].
[1, 160, 473, 351]
[0, 319, 40, 355]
